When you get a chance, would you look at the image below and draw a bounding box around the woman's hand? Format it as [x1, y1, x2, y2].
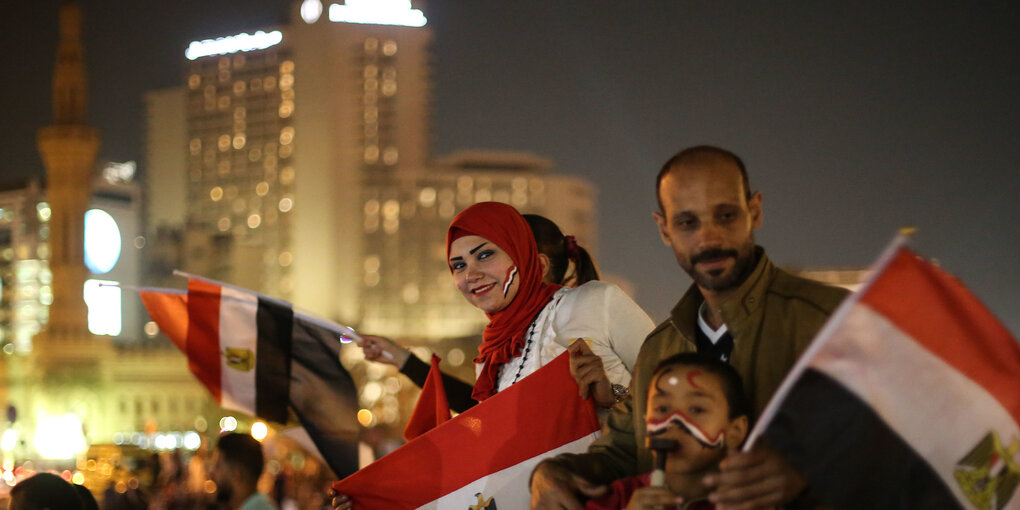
[360, 334, 411, 368]
[567, 339, 616, 408]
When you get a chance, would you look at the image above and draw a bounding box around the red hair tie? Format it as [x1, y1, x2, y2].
[564, 235, 579, 260]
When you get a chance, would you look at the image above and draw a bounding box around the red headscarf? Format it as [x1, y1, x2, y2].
[446, 202, 561, 401]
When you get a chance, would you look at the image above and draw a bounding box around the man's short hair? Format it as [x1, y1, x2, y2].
[655, 145, 751, 213]
[216, 432, 265, 484]
[9, 472, 84, 510]
[650, 352, 750, 420]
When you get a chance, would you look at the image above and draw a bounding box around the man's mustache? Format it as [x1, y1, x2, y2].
[690, 249, 738, 265]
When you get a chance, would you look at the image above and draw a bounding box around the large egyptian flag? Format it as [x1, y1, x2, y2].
[747, 240, 1020, 510]
[139, 277, 361, 478]
[333, 352, 600, 509]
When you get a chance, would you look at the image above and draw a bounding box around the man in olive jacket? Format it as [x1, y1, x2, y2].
[533, 146, 849, 510]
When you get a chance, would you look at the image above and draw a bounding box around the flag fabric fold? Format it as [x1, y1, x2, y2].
[403, 354, 452, 441]
[333, 352, 600, 510]
[747, 241, 1020, 510]
[139, 277, 361, 478]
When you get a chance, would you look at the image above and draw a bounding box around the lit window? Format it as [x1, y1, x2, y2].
[256, 182, 269, 196]
[364, 272, 380, 286]
[364, 255, 380, 272]
[218, 69, 230, 82]
[232, 54, 245, 68]
[247, 214, 261, 229]
[364, 215, 379, 233]
[218, 159, 231, 175]
[364, 65, 378, 78]
[279, 252, 293, 267]
[218, 218, 231, 231]
[248, 148, 262, 162]
[217, 95, 231, 109]
[189, 138, 202, 155]
[364, 199, 380, 215]
[210, 187, 223, 201]
[363, 107, 378, 122]
[279, 100, 294, 118]
[281, 89, 295, 100]
[234, 107, 246, 120]
[364, 145, 379, 163]
[280, 60, 295, 74]
[280, 73, 294, 90]
[382, 200, 399, 219]
[188, 74, 201, 89]
[364, 78, 378, 91]
[204, 84, 216, 98]
[249, 77, 262, 91]
[381, 81, 396, 96]
[364, 38, 378, 53]
[383, 218, 399, 234]
[280, 166, 295, 185]
[382, 40, 397, 56]
[382, 147, 399, 165]
[233, 81, 246, 95]
[218, 57, 230, 70]
[37, 202, 51, 222]
[232, 135, 246, 150]
[279, 145, 293, 158]
[279, 127, 295, 145]
[278, 197, 293, 213]
[264, 76, 277, 89]
[418, 187, 436, 207]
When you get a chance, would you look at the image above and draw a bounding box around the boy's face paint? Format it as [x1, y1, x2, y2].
[646, 366, 733, 473]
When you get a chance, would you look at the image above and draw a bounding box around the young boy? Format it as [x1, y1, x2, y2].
[585, 353, 750, 510]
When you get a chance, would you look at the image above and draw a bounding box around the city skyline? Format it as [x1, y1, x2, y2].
[2, 1, 1017, 335]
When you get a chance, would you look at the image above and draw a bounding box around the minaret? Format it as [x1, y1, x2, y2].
[36, 3, 100, 340]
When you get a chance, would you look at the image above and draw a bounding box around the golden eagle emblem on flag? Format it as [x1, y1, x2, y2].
[468, 492, 496, 510]
[954, 431, 1020, 510]
[223, 347, 254, 371]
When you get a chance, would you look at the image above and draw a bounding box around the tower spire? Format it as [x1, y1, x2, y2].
[36, 2, 100, 339]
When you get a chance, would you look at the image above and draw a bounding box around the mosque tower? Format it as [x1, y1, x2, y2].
[36, 3, 99, 340]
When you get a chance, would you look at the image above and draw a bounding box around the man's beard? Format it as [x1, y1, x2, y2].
[681, 238, 757, 292]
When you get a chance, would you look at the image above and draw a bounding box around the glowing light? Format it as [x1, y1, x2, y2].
[1, 429, 18, 451]
[250, 421, 268, 441]
[328, 0, 427, 27]
[144, 321, 159, 337]
[84, 209, 121, 274]
[37, 202, 51, 222]
[34, 414, 87, 459]
[301, 0, 323, 23]
[219, 416, 237, 432]
[183, 431, 201, 450]
[356, 409, 375, 427]
[84, 279, 122, 336]
[185, 31, 284, 60]
[72, 472, 85, 485]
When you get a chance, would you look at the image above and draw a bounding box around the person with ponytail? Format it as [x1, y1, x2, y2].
[524, 214, 599, 287]
[359, 202, 654, 411]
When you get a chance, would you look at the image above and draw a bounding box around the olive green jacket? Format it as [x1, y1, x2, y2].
[558, 249, 849, 484]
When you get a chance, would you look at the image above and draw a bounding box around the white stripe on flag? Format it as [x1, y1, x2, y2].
[218, 286, 258, 415]
[811, 304, 1020, 508]
[419, 432, 599, 510]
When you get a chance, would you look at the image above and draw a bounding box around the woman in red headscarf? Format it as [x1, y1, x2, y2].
[360, 202, 653, 410]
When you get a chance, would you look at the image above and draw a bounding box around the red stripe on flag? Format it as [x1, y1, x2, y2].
[186, 279, 223, 403]
[333, 352, 599, 508]
[861, 249, 1020, 424]
[138, 291, 188, 351]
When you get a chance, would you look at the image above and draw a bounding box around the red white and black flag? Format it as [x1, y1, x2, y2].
[333, 352, 601, 509]
[139, 277, 361, 478]
[747, 238, 1020, 510]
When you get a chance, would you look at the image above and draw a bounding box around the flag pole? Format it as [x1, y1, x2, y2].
[742, 231, 914, 450]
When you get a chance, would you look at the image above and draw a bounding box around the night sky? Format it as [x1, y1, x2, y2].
[2, 1, 1017, 335]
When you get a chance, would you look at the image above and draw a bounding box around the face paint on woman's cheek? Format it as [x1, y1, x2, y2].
[502, 266, 518, 298]
[646, 410, 726, 450]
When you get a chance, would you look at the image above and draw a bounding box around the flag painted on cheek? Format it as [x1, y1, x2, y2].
[333, 352, 600, 510]
[139, 278, 361, 478]
[747, 241, 1020, 510]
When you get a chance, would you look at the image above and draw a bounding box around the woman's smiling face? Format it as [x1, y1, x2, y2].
[449, 235, 520, 314]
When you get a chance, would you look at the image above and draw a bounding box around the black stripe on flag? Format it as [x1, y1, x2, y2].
[255, 297, 293, 424]
[763, 370, 962, 510]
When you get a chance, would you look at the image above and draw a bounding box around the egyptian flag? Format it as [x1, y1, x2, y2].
[332, 351, 600, 509]
[403, 354, 452, 441]
[747, 240, 1020, 510]
[139, 277, 361, 478]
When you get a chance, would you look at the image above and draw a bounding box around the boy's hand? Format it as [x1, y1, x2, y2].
[625, 486, 683, 510]
[567, 339, 615, 408]
[702, 444, 803, 510]
[530, 460, 607, 510]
